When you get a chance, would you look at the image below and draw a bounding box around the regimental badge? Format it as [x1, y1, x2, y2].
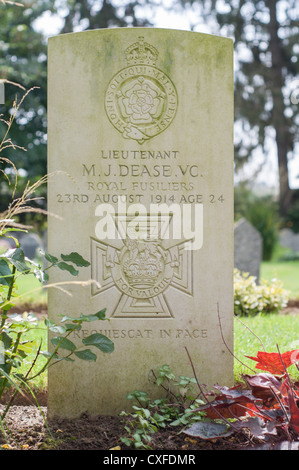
[105, 37, 178, 144]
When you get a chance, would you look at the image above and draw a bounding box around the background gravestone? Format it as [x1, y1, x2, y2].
[3, 231, 42, 260]
[234, 218, 262, 280]
[279, 228, 299, 252]
[47, 28, 234, 418]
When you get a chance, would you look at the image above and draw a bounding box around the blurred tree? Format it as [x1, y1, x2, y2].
[60, 0, 151, 32]
[234, 183, 279, 260]
[0, 0, 151, 218]
[176, 0, 299, 217]
[0, 1, 52, 214]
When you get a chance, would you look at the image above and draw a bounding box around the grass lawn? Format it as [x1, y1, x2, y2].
[15, 322, 48, 391]
[260, 260, 299, 299]
[10, 313, 299, 392]
[234, 313, 299, 381]
[7, 254, 299, 391]
[235, 257, 299, 381]
[14, 272, 47, 306]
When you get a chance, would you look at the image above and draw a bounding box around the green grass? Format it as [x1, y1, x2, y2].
[6, 250, 299, 392]
[235, 248, 299, 381]
[234, 313, 299, 381]
[14, 272, 47, 306]
[15, 321, 48, 391]
[261, 260, 299, 299]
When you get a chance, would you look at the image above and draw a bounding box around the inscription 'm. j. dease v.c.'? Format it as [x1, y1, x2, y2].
[105, 37, 178, 144]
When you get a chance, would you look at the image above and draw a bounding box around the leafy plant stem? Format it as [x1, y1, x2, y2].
[27, 329, 74, 381]
[0, 330, 22, 403]
[1, 342, 43, 420]
[6, 265, 16, 302]
[0, 263, 17, 330]
[150, 369, 181, 405]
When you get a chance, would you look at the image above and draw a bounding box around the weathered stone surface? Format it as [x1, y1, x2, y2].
[234, 218, 262, 280]
[47, 28, 234, 418]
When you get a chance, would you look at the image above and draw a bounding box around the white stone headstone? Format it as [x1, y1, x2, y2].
[47, 28, 234, 418]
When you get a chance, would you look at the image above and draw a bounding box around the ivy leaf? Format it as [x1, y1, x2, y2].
[61, 252, 90, 267]
[74, 349, 97, 361]
[82, 333, 114, 353]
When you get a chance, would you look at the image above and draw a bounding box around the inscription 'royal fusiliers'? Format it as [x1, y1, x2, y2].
[105, 37, 178, 144]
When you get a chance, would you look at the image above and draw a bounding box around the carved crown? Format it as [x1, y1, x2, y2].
[125, 37, 159, 66]
[123, 257, 162, 288]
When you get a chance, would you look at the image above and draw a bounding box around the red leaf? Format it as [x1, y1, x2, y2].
[196, 400, 254, 419]
[246, 350, 299, 375]
[243, 373, 282, 405]
[194, 387, 260, 419]
[285, 383, 299, 435]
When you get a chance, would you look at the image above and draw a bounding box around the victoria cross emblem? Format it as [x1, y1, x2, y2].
[105, 37, 178, 143]
[90, 213, 193, 318]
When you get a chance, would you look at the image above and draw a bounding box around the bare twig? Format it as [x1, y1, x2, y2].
[184, 346, 239, 430]
[217, 302, 256, 374]
[236, 317, 266, 352]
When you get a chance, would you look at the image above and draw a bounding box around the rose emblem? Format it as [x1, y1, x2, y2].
[117, 77, 165, 125]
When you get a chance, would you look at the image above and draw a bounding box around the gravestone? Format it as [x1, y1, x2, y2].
[47, 28, 234, 418]
[280, 228, 299, 252]
[19, 233, 42, 260]
[4, 232, 42, 259]
[234, 218, 262, 280]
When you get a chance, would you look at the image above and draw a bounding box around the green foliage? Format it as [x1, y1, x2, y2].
[234, 314, 299, 380]
[175, 0, 298, 214]
[0, 1, 51, 215]
[234, 269, 289, 317]
[279, 251, 299, 262]
[246, 199, 279, 261]
[261, 259, 299, 299]
[120, 365, 205, 449]
[0, 19, 114, 445]
[61, 0, 152, 33]
[286, 191, 299, 234]
[0, 0, 152, 219]
[234, 185, 279, 260]
[0, 232, 113, 422]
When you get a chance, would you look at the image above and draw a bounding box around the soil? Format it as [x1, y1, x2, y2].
[1, 300, 299, 452]
[0, 403, 259, 451]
